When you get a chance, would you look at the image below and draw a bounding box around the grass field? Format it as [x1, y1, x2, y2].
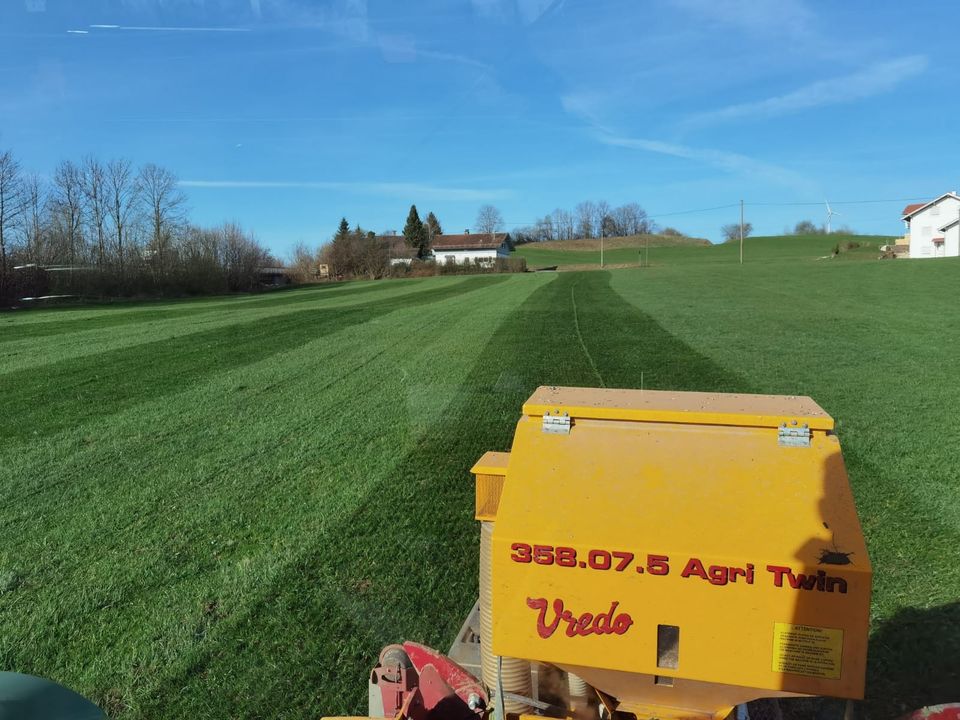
[2, 242, 958, 719]
[515, 233, 892, 269]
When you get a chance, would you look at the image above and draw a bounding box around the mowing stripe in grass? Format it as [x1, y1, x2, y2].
[569, 282, 604, 387]
[6, 264, 954, 719]
[0, 275, 508, 443]
[608, 263, 960, 719]
[0, 274, 547, 715]
[130, 271, 752, 718]
[139, 271, 959, 720]
[0, 278, 473, 377]
[608, 264, 960, 601]
[0, 281, 420, 343]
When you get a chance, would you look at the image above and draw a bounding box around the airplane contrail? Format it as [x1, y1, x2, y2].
[89, 24, 250, 32]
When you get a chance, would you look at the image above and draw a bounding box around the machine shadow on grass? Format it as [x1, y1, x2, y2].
[863, 602, 960, 719]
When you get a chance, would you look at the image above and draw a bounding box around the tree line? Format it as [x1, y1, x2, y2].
[0, 149, 275, 305]
[786, 219, 855, 236]
[511, 200, 654, 244]
[289, 204, 520, 281]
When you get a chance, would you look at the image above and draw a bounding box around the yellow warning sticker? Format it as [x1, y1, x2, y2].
[772, 622, 843, 680]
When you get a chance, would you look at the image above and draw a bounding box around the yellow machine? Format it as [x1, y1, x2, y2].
[360, 386, 872, 720]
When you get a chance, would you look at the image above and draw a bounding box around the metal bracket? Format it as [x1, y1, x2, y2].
[778, 423, 811, 447]
[542, 411, 571, 434]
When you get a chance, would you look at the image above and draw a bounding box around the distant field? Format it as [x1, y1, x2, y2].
[522, 232, 710, 253]
[515, 233, 894, 268]
[1, 241, 958, 719]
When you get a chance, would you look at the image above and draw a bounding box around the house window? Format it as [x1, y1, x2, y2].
[445, 255, 456, 264]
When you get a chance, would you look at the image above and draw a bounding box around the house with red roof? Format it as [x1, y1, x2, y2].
[901, 192, 960, 258]
[430, 231, 511, 265]
[375, 231, 511, 266]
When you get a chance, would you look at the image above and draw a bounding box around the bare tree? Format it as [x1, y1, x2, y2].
[534, 215, 554, 242]
[138, 163, 186, 277]
[610, 202, 651, 236]
[557, 208, 575, 240]
[475, 204, 504, 236]
[0, 150, 24, 294]
[721, 222, 752, 242]
[575, 201, 596, 238]
[82, 156, 109, 268]
[20, 174, 47, 263]
[52, 160, 85, 270]
[594, 200, 611, 238]
[601, 213, 618, 238]
[221, 222, 272, 290]
[106, 158, 138, 277]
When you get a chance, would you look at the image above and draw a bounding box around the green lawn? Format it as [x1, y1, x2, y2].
[1, 244, 958, 719]
[515, 234, 893, 268]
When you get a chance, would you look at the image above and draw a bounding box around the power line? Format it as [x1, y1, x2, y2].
[747, 197, 930, 207]
[650, 203, 740, 219]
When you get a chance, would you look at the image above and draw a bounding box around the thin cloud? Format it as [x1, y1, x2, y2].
[471, 0, 564, 24]
[376, 34, 491, 70]
[179, 179, 512, 202]
[67, 30, 89, 34]
[669, 0, 812, 35]
[262, 0, 369, 41]
[416, 48, 492, 71]
[517, 0, 565, 25]
[89, 24, 250, 32]
[595, 132, 816, 193]
[683, 55, 928, 131]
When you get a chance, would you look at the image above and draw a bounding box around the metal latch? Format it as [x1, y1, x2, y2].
[778, 422, 811, 447]
[542, 411, 571, 434]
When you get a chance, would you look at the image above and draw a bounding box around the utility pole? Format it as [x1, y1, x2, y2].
[645, 236, 649, 268]
[600, 230, 604, 268]
[739, 199, 744, 265]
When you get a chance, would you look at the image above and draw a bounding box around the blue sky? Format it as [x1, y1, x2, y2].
[2, 0, 957, 255]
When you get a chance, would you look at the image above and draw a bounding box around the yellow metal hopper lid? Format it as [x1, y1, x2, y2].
[523, 386, 834, 431]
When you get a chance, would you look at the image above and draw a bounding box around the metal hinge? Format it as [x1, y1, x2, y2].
[778, 423, 811, 447]
[542, 411, 571, 434]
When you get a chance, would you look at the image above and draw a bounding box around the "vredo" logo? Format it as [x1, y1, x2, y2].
[526, 597, 633, 639]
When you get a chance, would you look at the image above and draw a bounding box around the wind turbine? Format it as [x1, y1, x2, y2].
[825, 200, 841, 234]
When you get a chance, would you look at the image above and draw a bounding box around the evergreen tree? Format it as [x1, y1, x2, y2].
[425, 211, 443, 239]
[403, 204, 429, 258]
[336, 217, 350, 240]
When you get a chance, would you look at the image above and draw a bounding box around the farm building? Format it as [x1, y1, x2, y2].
[257, 266, 293, 285]
[430, 232, 511, 265]
[377, 235, 418, 266]
[901, 192, 960, 258]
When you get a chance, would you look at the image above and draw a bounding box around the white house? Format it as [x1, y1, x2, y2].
[430, 232, 511, 265]
[937, 218, 960, 258]
[901, 192, 960, 258]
